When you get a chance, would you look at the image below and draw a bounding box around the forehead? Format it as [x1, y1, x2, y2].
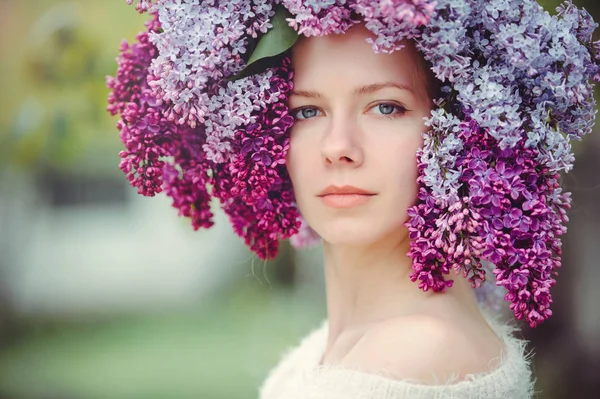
[291, 24, 426, 95]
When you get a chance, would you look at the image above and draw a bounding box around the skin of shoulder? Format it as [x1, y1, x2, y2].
[341, 315, 503, 384]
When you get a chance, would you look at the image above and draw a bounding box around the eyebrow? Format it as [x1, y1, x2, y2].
[290, 82, 414, 99]
[354, 82, 415, 96]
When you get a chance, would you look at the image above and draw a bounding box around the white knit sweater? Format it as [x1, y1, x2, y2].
[259, 314, 534, 399]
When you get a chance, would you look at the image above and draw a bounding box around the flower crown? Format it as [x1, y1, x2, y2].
[107, 0, 600, 327]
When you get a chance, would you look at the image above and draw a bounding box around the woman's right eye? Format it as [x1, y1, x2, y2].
[293, 107, 321, 120]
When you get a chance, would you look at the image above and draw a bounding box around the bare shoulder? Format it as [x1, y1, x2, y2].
[342, 315, 504, 384]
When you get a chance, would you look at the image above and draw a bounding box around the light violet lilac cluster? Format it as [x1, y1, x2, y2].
[281, 0, 435, 52]
[109, 0, 600, 327]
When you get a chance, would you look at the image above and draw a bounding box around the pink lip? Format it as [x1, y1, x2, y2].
[319, 194, 374, 208]
[317, 185, 376, 208]
[318, 185, 375, 196]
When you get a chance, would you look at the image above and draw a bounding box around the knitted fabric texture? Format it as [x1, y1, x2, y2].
[258, 315, 534, 399]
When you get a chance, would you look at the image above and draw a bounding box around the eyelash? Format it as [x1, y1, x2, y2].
[291, 102, 408, 122]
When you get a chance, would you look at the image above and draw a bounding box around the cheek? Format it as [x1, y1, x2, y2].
[285, 132, 309, 193]
[285, 134, 320, 222]
[383, 135, 422, 205]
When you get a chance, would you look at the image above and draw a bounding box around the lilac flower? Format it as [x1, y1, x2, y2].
[148, 0, 275, 128]
[207, 57, 301, 259]
[126, 0, 152, 13]
[282, 0, 436, 52]
[107, 14, 170, 197]
[352, 0, 436, 53]
[282, 0, 355, 37]
[467, 148, 490, 173]
[290, 215, 322, 248]
[109, 0, 600, 327]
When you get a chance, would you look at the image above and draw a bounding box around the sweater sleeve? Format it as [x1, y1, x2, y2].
[259, 321, 328, 399]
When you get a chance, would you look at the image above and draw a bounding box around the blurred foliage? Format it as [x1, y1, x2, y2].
[0, 281, 325, 399]
[0, 0, 146, 173]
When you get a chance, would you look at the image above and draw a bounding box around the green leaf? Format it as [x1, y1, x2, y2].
[230, 6, 298, 81]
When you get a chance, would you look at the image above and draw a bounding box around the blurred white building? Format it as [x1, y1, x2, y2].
[0, 168, 252, 316]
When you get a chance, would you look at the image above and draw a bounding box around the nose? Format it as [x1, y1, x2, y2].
[320, 116, 364, 167]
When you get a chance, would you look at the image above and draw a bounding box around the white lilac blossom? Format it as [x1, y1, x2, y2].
[109, 0, 600, 327]
[420, 109, 464, 198]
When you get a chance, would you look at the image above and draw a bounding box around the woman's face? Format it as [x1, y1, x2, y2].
[286, 24, 433, 247]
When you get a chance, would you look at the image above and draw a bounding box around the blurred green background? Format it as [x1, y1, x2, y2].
[0, 1, 599, 399]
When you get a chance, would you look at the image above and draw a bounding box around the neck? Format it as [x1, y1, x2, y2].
[321, 232, 481, 342]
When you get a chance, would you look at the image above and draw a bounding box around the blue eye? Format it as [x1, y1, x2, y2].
[294, 107, 321, 120]
[371, 103, 407, 117]
[378, 104, 396, 115]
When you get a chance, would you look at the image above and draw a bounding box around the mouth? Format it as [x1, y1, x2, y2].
[317, 185, 376, 196]
[317, 185, 376, 208]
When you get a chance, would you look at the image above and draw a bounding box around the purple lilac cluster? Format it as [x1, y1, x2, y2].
[210, 58, 302, 257]
[408, 116, 572, 327]
[109, 2, 301, 258]
[109, 0, 600, 327]
[408, 0, 600, 327]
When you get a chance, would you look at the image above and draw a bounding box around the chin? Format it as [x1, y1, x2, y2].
[315, 218, 407, 248]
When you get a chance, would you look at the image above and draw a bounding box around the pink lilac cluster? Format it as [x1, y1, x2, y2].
[107, 13, 214, 228]
[126, 0, 152, 13]
[109, 0, 600, 327]
[106, 14, 169, 198]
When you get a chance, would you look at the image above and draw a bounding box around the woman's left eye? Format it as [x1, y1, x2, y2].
[370, 103, 406, 117]
[293, 107, 322, 120]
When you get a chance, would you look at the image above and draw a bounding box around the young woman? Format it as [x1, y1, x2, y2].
[109, 1, 600, 398]
[258, 24, 528, 398]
